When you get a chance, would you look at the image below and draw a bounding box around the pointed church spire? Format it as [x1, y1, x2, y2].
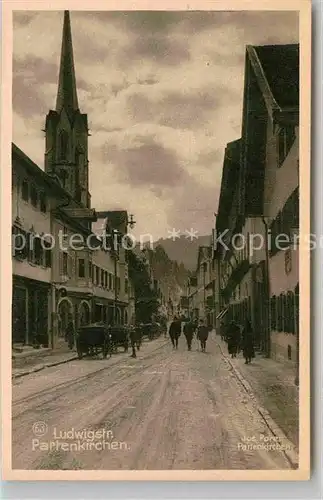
[55, 10, 79, 114]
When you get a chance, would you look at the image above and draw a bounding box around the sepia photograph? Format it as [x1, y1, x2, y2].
[2, 0, 311, 481]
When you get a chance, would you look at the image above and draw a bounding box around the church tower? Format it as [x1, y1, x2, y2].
[45, 10, 90, 208]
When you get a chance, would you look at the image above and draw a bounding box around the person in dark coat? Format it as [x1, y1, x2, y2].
[183, 319, 195, 351]
[169, 317, 181, 349]
[241, 319, 255, 364]
[129, 325, 137, 358]
[197, 319, 209, 352]
[135, 324, 142, 350]
[220, 320, 227, 341]
[227, 320, 240, 358]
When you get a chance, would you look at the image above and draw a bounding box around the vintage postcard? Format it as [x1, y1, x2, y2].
[1, 0, 311, 481]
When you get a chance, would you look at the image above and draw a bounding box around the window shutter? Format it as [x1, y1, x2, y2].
[59, 251, 63, 276]
[45, 246, 52, 268]
[282, 294, 287, 332]
[271, 296, 276, 330]
[290, 292, 296, 333]
[277, 294, 282, 331]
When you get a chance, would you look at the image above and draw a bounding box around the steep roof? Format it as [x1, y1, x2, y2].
[12, 143, 70, 199]
[254, 44, 299, 109]
[246, 44, 299, 118]
[216, 139, 241, 233]
[55, 10, 79, 115]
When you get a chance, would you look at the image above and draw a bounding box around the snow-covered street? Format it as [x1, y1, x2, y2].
[12, 333, 295, 470]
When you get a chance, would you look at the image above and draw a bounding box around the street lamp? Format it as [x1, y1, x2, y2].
[128, 214, 136, 229]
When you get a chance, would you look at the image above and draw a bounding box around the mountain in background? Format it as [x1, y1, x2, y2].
[136, 244, 190, 304]
[154, 235, 212, 271]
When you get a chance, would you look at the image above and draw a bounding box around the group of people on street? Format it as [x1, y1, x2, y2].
[168, 317, 211, 352]
[221, 318, 255, 364]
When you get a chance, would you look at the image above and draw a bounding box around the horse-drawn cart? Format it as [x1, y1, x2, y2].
[76, 323, 112, 360]
[109, 325, 129, 353]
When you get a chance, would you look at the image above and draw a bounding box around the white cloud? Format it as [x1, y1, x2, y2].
[13, 10, 299, 238]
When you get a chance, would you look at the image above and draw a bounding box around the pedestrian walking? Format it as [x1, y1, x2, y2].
[196, 319, 209, 352]
[135, 324, 142, 350]
[227, 320, 241, 358]
[129, 325, 137, 358]
[220, 320, 227, 341]
[168, 316, 181, 349]
[183, 319, 195, 351]
[241, 319, 255, 364]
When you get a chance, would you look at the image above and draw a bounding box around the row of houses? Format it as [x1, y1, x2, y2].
[186, 43, 299, 370]
[12, 11, 135, 351]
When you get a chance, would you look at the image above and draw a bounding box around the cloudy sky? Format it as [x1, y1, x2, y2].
[13, 10, 299, 240]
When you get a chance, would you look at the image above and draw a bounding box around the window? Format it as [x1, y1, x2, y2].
[92, 265, 96, 284]
[104, 271, 108, 288]
[34, 237, 43, 266]
[44, 241, 52, 268]
[270, 212, 283, 255]
[63, 252, 68, 276]
[108, 273, 112, 289]
[12, 226, 28, 260]
[30, 185, 38, 207]
[59, 130, 69, 161]
[27, 233, 34, 263]
[101, 269, 104, 287]
[21, 180, 29, 201]
[292, 187, 299, 228]
[40, 192, 47, 213]
[271, 189, 299, 257]
[96, 266, 99, 285]
[78, 258, 85, 278]
[285, 248, 292, 275]
[125, 279, 129, 294]
[278, 126, 296, 167]
[89, 262, 92, 280]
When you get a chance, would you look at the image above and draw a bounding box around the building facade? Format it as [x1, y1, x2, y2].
[12, 145, 61, 348]
[12, 11, 135, 352]
[215, 43, 299, 365]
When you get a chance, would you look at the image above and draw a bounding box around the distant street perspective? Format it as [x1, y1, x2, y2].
[12, 10, 300, 472]
[13, 331, 297, 470]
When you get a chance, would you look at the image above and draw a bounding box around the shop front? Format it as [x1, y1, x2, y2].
[12, 276, 50, 347]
